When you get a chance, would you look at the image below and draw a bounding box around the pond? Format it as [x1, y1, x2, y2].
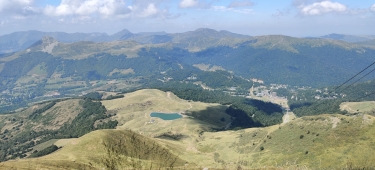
[150, 112, 182, 120]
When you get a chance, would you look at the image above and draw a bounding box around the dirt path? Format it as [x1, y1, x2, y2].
[283, 113, 290, 123]
[167, 92, 171, 99]
[187, 103, 192, 110]
[282, 112, 296, 124]
[341, 103, 356, 113]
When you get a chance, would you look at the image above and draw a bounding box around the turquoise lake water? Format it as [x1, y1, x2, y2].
[150, 112, 182, 120]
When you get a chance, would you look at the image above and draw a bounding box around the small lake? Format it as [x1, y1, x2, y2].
[150, 112, 182, 120]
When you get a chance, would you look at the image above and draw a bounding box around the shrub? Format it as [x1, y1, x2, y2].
[260, 146, 264, 151]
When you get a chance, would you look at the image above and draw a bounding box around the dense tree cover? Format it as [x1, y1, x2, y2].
[288, 79, 375, 116]
[83, 92, 103, 100]
[272, 88, 290, 98]
[179, 44, 375, 87]
[29, 145, 59, 158]
[225, 106, 260, 128]
[105, 95, 124, 100]
[339, 79, 375, 101]
[57, 99, 118, 138]
[290, 100, 347, 117]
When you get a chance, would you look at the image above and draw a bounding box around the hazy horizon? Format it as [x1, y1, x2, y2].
[1, 27, 375, 38]
[0, 0, 374, 37]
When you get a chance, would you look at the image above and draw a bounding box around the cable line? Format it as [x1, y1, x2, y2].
[299, 61, 375, 109]
[334, 61, 375, 91]
[355, 91, 375, 101]
[339, 67, 375, 93]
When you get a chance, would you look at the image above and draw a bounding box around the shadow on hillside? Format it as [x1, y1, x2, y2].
[185, 105, 231, 129]
[186, 104, 271, 130]
[243, 98, 283, 115]
[289, 101, 313, 110]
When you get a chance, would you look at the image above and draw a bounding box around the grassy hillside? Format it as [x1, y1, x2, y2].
[340, 101, 375, 114]
[0, 98, 117, 161]
[102, 89, 232, 133]
[98, 90, 375, 169]
[2, 113, 375, 169]
[0, 129, 186, 169]
[1, 89, 375, 169]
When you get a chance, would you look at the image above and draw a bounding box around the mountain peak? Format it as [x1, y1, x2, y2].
[116, 29, 132, 34]
[194, 28, 218, 33]
[111, 29, 134, 40]
[322, 33, 345, 39]
[41, 36, 58, 44]
[28, 36, 59, 53]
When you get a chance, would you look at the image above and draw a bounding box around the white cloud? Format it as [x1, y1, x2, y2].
[139, 3, 158, 17]
[371, 4, 375, 11]
[228, 0, 254, 8]
[0, 0, 33, 11]
[299, 1, 347, 15]
[44, 0, 131, 17]
[43, 0, 176, 20]
[0, 0, 35, 15]
[212, 6, 231, 11]
[212, 6, 253, 14]
[179, 0, 198, 8]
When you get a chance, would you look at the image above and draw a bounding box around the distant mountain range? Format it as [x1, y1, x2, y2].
[0, 28, 250, 53]
[1, 29, 375, 88]
[319, 33, 375, 43]
[1, 28, 375, 112]
[4, 28, 374, 54]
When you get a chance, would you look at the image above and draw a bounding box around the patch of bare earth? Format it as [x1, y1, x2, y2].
[362, 114, 374, 127]
[330, 116, 341, 129]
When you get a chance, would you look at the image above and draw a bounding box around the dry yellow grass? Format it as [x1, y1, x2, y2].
[340, 101, 375, 114]
[3, 90, 375, 169]
[54, 138, 77, 148]
[102, 89, 231, 133]
[1, 129, 186, 169]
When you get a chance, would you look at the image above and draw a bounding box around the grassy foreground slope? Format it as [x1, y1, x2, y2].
[0, 129, 186, 169]
[1, 89, 375, 169]
[102, 89, 375, 169]
[197, 114, 375, 169]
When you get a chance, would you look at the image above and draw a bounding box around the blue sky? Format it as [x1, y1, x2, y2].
[0, 0, 374, 37]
